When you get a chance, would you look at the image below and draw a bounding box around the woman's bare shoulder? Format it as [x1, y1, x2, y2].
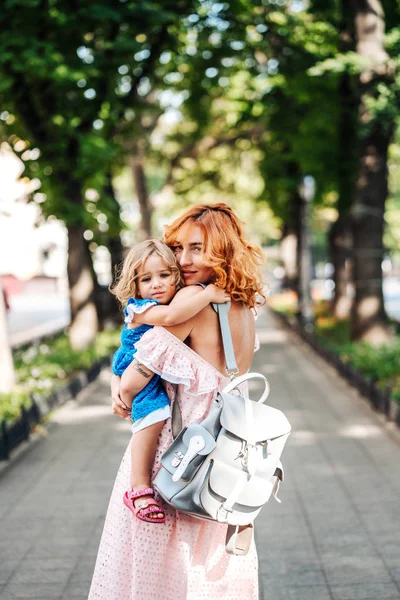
[188, 301, 255, 373]
[228, 301, 255, 321]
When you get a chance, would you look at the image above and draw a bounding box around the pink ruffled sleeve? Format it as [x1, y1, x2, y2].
[134, 326, 225, 396]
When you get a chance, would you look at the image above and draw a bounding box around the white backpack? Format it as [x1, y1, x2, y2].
[154, 303, 291, 553]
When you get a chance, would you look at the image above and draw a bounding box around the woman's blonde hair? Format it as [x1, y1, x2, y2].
[110, 239, 182, 308]
[164, 203, 266, 308]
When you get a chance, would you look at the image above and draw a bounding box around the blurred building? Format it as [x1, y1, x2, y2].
[0, 145, 67, 286]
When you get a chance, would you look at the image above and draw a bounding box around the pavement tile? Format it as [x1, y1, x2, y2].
[0, 561, 20, 586]
[0, 519, 47, 539]
[28, 538, 86, 559]
[0, 541, 31, 563]
[330, 583, 400, 600]
[258, 540, 316, 557]
[2, 582, 63, 598]
[259, 579, 331, 600]
[0, 598, 57, 600]
[261, 567, 325, 587]
[317, 538, 376, 555]
[323, 561, 392, 587]
[390, 566, 400, 584]
[19, 556, 77, 571]
[68, 569, 94, 585]
[7, 567, 71, 586]
[62, 581, 91, 596]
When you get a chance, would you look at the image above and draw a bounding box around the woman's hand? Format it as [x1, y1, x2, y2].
[111, 374, 131, 419]
[205, 283, 230, 304]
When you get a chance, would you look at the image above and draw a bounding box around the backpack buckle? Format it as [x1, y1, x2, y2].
[171, 451, 184, 467]
[227, 368, 239, 381]
[217, 505, 233, 523]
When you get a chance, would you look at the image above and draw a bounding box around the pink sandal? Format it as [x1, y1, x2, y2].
[123, 487, 166, 524]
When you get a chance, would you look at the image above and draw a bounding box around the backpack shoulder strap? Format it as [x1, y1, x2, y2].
[211, 302, 238, 377]
[195, 283, 238, 377]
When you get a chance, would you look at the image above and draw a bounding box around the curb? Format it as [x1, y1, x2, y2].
[0, 354, 114, 463]
[271, 309, 400, 428]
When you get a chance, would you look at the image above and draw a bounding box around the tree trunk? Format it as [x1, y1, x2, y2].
[107, 237, 124, 323]
[328, 0, 358, 320]
[281, 190, 302, 294]
[332, 69, 358, 318]
[283, 162, 302, 299]
[280, 224, 298, 291]
[328, 214, 352, 319]
[66, 194, 99, 349]
[351, 124, 392, 342]
[296, 190, 314, 325]
[102, 172, 124, 323]
[0, 279, 15, 393]
[350, 0, 394, 343]
[131, 156, 152, 240]
[295, 189, 306, 313]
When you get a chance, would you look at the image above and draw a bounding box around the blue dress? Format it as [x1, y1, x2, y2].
[112, 298, 170, 422]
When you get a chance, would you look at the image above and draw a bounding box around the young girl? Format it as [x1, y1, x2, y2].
[110, 239, 229, 524]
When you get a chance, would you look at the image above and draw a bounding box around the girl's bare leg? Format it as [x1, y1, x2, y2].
[130, 421, 165, 519]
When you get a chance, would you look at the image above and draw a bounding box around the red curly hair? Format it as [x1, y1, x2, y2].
[164, 203, 266, 308]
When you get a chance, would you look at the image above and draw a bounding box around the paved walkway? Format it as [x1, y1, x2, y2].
[0, 308, 400, 600]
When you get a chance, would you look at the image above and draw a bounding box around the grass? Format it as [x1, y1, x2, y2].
[0, 328, 120, 423]
[269, 295, 400, 403]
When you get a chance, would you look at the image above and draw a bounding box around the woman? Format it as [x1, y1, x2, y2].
[88, 203, 266, 600]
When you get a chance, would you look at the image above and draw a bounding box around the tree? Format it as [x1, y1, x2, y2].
[308, 0, 400, 339]
[0, 0, 195, 349]
[350, 0, 398, 343]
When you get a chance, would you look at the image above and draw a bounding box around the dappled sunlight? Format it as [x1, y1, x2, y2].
[358, 297, 379, 320]
[289, 422, 384, 442]
[258, 362, 280, 374]
[52, 404, 127, 428]
[289, 429, 319, 445]
[109, 419, 131, 434]
[321, 554, 385, 570]
[338, 423, 384, 439]
[256, 329, 289, 344]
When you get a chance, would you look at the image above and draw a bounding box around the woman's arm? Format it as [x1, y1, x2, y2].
[132, 285, 229, 327]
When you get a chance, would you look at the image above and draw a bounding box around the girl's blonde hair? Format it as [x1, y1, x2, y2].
[164, 203, 266, 308]
[110, 239, 182, 308]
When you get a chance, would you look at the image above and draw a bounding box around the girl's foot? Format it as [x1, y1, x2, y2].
[123, 487, 166, 523]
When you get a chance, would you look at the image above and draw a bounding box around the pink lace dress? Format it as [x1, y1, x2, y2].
[88, 327, 259, 600]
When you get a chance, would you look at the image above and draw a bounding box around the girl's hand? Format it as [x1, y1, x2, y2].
[111, 374, 131, 419]
[112, 394, 131, 419]
[205, 283, 230, 304]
